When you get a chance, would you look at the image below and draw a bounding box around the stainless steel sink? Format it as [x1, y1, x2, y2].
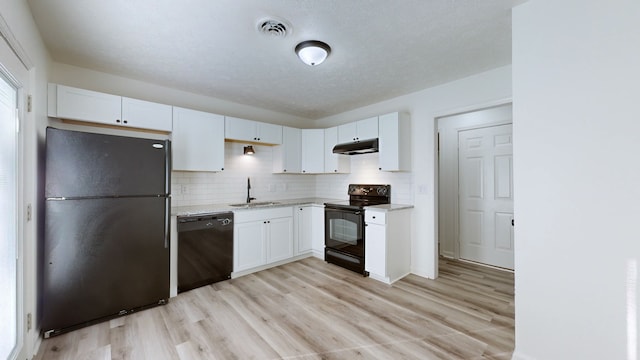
[229, 201, 280, 208]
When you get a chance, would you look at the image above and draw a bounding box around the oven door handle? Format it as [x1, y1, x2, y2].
[326, 207, 362, 215]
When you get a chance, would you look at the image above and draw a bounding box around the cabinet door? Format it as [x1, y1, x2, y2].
[274, 126, 301, 173]
[257, 122, 283, 145]
[324, 126, 350, 173]
[234, 221, 265, 271]
[172, 107, 225, 171]
[356, 116, 379, 141]
[378, 112, 411, 172]
[121, 97, 173, 132]
[301, 129, 324, 173]
[225, 116, 256, 142]
[267, 217, 293, 263]
[296, 206, 313, 254]
[364, 222, 386, 277]
[55, 84, 121, 125]
[337, 122, 357, 143]
[310, 206, 325, 254]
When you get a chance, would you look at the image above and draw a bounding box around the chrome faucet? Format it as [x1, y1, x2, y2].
[246, 177, 256, 203]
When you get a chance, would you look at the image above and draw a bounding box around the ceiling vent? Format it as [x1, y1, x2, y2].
[257, 18, 290, 37]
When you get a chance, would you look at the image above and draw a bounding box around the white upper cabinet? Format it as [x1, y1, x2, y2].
[120, 97, 173, 132]
[378, 112, 411, 171]
[324, 126, 350, 173]
[301, 129, 324, 174]
[172, 107, 225, 172]
[273, 126, 302, 173]
[337, 116, 379, 143]
[48, 84, 172, 132]
[224, 116, 283, 145]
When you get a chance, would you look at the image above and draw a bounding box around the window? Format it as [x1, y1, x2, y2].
[0, 70, 18, 359]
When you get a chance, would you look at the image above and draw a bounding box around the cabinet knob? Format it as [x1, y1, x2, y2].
[116, 119, 121, 123]
[123, 120, 128, 124]
[334, 170, 337, 172]
[372, 216, 376, 219]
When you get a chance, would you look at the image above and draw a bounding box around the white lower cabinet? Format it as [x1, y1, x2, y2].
[267, 217, 294, 263]
[233, 207, 293, 273]
[294, 205, 325, 257]
[365, 208, 412, 284]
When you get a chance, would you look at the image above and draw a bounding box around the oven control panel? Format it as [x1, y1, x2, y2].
[348, 184, 390, 197]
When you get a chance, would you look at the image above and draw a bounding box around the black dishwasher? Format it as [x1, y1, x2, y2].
[177, 212, 234, 293]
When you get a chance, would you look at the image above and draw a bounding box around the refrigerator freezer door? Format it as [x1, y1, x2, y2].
[45, 128, 170, 198]
[41, 197, 169, 333]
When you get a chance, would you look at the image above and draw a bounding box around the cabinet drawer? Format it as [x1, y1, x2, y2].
[234, 206, 293, 223]
[365, 211, 386, 225]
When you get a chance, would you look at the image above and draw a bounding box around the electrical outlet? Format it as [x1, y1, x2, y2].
[27, 204, 32, 221]
[27, 313, 32, 331]
[180, 185, 188, 194]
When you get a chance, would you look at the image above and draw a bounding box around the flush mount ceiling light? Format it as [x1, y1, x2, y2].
[244, 145, 255, 155]
[295, 40, 331, 66]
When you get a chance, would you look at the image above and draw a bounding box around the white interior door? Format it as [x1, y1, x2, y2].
[458, 124, 514, 269]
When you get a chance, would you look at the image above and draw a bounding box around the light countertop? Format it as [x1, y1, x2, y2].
[172, 198, 339, 216]
[172, 197, 414, 217]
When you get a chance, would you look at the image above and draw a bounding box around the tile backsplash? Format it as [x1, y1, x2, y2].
[171, 142, 413, 207]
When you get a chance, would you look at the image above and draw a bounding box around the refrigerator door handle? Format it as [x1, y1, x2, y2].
[164, 197, 170, 249]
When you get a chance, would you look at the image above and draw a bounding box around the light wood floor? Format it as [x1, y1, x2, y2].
[35, 257, 514, 360]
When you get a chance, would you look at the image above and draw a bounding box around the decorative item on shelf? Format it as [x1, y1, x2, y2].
[244, 145, 255, 155]
[295, 40, 331, 66]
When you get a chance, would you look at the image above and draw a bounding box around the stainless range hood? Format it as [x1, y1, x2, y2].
[332, 138, 379, 155]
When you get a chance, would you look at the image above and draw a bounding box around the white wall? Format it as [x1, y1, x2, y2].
[512, 1, 640, 359]
[172, 142, 316, 207]
[316, 66, 512, 279]
[0, 0, 51, 358]
[315, 153, 413, 205]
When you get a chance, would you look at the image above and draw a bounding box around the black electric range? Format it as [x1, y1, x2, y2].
[323, 184, 391, 275]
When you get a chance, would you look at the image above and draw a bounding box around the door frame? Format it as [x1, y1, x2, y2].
[435, 101, 512, 269]
[0, 12, 35, 360]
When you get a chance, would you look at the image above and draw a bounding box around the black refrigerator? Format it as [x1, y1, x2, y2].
[42, 127, 171, 337]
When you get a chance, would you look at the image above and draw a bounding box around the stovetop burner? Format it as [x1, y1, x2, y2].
[325, 184, 391, 210]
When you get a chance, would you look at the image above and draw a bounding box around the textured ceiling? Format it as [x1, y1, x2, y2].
[27, 0, 523, 120]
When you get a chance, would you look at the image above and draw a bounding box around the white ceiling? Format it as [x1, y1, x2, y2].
[27, 0, 523, 120]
